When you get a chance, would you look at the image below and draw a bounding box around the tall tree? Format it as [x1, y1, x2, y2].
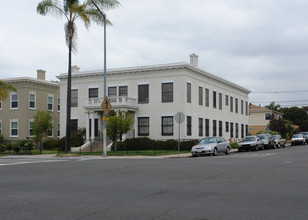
[0, 81, 16, 100]
[265, 101, 281, 112]
[37, 0, 120, 153]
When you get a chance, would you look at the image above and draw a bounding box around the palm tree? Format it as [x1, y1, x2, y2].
[0, 81, 16, 100]
[37, 0, 120, 153]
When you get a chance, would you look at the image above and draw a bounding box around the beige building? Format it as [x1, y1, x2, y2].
[248, 104, 283, 135]
[0, 70, 60, 142]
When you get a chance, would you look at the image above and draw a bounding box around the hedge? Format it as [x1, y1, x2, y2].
[112, 138, 199, 151]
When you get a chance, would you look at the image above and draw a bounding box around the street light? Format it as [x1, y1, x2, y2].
[91, 0, 107, 157]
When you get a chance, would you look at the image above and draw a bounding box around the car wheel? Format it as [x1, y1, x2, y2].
[213, 148, 218, 156]
[238, 148, 242, 152]
[192, 154, 197, 157]
[225, 147, 230, 155]
[277, 143, 280, 148]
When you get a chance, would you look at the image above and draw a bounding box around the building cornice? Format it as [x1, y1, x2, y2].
[3, 77, 59, 88]
[56, 62, 250, 93]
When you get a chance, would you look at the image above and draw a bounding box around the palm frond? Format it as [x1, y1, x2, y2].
[87, 0, 121, 10]
[65, 22, 78, 53]
[0, 81, 17, 100]
[37, 0, 66, 19]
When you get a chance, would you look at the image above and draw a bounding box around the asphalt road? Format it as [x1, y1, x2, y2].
[1, 145, 308, 220]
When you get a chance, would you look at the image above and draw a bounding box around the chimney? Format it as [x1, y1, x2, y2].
[72, 65, 80, 73]
[37, 69, 46, 80]
[190, 53, 198, 67]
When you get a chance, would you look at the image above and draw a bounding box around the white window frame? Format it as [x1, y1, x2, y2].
[29, 119, 34, 137]
[10, 93, 19, 109]
[47, 121, 53, 137]
[47, 94, 54, 111]
[57, 124, 60, 137]
[29, 92, 36, 110]
[10, 119, 19, 137]
[57, 97, 60, 112]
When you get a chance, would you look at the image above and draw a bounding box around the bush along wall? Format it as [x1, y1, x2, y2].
[112, 138, 199, 151]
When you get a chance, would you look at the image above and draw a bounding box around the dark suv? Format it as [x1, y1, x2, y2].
[257, 133, 275, 149]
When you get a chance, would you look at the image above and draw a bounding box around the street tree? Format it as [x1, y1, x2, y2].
[265, 101, 281, 112]
[0, 81, 16, 100]
[280, 106, 308, 131]
[107, 111, 134, 151]
[32, 111, 53, 154]
[37, 0, 120, 153]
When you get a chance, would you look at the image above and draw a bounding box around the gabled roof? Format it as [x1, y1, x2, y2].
[249, 104, 283, 115]
[57, 62, 250, 94]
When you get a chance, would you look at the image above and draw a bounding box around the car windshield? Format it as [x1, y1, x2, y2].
[273, 136, 280, 140]
[293, 134, 303, 138]
[258, 135, 268, 140]
[243, 137, 256, 142]
[199, 137, 216, 144]
[300, 132, 308, 135]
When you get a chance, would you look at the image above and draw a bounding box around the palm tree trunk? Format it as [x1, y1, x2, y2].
[65, 37, 73, 154]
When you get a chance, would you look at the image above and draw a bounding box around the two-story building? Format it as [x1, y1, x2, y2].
[57, 54, 250, 142]
[0, 70, 60, 142]
[248, 104, 283, 135]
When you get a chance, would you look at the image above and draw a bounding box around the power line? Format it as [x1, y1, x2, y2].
[251, 90, 308, 94]
[252, 100, 308, 104]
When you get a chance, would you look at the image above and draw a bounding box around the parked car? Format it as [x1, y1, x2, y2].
[257, 133, 275, 149]
[299, 132, 308, 144]
[273, 135, 286, 148]
[291, 134, 305, 146]
[238, 136, 264, 152]
[191, 136, 230, 157]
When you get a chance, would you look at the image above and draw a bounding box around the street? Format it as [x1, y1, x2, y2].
[1, 145, 308, 220]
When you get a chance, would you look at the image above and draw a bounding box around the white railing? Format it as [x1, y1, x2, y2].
[86, 97, 137, 108]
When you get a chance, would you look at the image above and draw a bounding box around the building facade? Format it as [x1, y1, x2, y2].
[57, 54, 250, 141]
[0, 70, 60, 142]
[248, 104, 283, 135]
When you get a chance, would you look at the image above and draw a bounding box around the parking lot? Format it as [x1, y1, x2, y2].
[1, 144, 308, 220]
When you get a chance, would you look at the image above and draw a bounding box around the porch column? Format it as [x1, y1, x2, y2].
[86, 111, 90, 141]
[91, 112, 95, 141]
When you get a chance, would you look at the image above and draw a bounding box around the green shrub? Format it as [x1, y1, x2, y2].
[17, 140, 33, 153]
[43, 139, 59, 150]
[14, 145, 21, 154]
[180, 139, 199, 151]
[125, 137, 155, 151]
[0, 144, 6, 153]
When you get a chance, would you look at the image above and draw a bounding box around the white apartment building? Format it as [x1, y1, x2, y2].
[57, 54, 250, 141]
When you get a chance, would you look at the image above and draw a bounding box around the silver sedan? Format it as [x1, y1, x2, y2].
[238, 136, 264, 152]
[191, 136, 231, 157]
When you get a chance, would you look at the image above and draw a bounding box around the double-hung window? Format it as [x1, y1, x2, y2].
[205, 88, 209, 107]
[138, 117, 149, 136]
[162, 116, 173, 136]
[29, 120, 34, 137]
[199, 118, 203, 137]
[11, 93, 18, 109]
[219, 93, 222, 110]
[29, 92, 36, 109]
[119, 86, 128, 97]
[213, 120, 217, 136]
[199, 86, 203, 105]
[10, 120, 18, 137]
[187, 82, 191, 103]
[205, 119, 210, 137]
[138, 84, 149, 104]
[187, 116, 192, 136]
[89, 88, 98, 98]
[213, 91, 217, 108]
[108, 86, 117, 97]
[71, 89, 78, 107]
[47, 95, 54, 111]
[162, 83, 173, 102]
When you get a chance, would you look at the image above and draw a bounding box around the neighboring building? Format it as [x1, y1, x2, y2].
[57, 54, 250, 141]
[0, 70, 60, 142]
[248, 104, 283, 135]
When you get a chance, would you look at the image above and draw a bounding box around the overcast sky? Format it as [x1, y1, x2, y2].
[1, 0, 308, 107]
